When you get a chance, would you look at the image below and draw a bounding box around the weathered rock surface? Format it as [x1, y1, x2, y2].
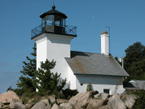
[40, 99, 50, 106]
[13, 102, 25, 109]
[69, 91, 97, 108]
[0, 102, 3, 108]
[99, 105, 112, 109]
[51, 103, 60, 109]
[0, 91, 21, 103]
[108, 94, 126, 109]
[57, 99, 68, 104]
[94, 93, 108, 100]
[60, 103, 74, 109]
[26, 100, 35, 109]
[9, 98, 22, 108]
[31, 101, 47, 109]
[123, 94, 137, 109]
[87, 99, 105, 109]
[48, 95, 56, 103]
[0, 90, 138, 109]
[45, 105, 51, 109]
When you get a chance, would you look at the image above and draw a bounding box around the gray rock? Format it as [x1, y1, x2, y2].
[9, 98, 22, 108]
[108, 94, 126, 109]
[87, 99, 104, 109]
[40, 99, 50, 106]
[94, 93, 108, 100]
[0, 102, 3, 108]
[0, 90, 21, 103]
[60, 103, 74, 109]
[51, 103, 60, 109]
[69, 91, 93, 108]
[123, 94, 137, 108]
[48, 95, 56, 103]
[45, 105, 51, 109]
[31, 101, 47, 109]
[14, 102, 25, 109]
[99, 105, 112, 109]
[57, 99, 68, 104]
[26, 101, 35, 109]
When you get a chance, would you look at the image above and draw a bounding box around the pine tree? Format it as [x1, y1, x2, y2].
[35, 59, 66, 93]
[17, 43, 37, 92]
[124, 42, 145, 80]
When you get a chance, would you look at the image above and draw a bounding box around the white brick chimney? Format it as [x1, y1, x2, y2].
[100, 31, 109, 55]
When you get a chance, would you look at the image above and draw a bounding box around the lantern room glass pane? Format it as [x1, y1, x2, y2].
[42, 18, 45, 27]
[54, 15, 63, 27]
[47, 15, 54, 26]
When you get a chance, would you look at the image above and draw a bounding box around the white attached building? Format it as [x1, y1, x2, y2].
[31, 5, 129, 95]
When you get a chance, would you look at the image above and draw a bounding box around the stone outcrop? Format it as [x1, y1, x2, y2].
[0, 90, 21, 103]
[57, 99, 68, 104]
[31, 101, 47, 109]
[108, 94, 126, 109]
[69, 91, 98, 108]
[87, 99, 105, 109]
[13, 102, 25, 109]
[0, 90, 138, 109]
[51, 103, 59, 109]
[94, 93, 108, 100]
[60, 103, 74, 109]
[9, 98, 23, 108]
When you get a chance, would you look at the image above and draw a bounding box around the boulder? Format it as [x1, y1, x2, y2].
[45, 105, 51, 109]
[87, 99, 104, 109]
[123, 94, 137, 109]
[0, 102, 3, 108]
[51, 103, 60, 109]
[40, 99, 50, 106]
[108, 94, 126, 109]
[57, 99, 68, 104]
[60, 103, 74, 109]
[26, 100, 35, 109]
[94, 93, 108, 100]
[31, 101, 47, 109]
[9, 98, 23, 108]
[99, 105, 112, 109]
[14, 102, 26, 109]
[0, 91, 21, 103]
[69, 91, 97, 108]
[48, 95, 56, 103]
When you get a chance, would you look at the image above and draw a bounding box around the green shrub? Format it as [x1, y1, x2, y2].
[86, 83, 93, 92]
[132, 90, 145, 109]
[62, 88, 78, 99]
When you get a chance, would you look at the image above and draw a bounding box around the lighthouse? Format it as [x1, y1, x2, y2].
[31, 6, 77, 90]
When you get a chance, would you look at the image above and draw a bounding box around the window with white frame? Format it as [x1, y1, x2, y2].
[104, 89, 110, 94]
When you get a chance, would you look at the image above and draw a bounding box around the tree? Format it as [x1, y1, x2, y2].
[86, 83, 93, 92]
[17, 43, 37, 92]
[124, 42, 145, 80]
[35, 59, 66, 93]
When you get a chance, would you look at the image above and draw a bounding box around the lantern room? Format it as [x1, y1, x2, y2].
[31, 5, 77, 39]
[40, 6, 67, 27]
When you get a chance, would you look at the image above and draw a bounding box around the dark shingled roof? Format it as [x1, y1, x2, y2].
[40, 6, 67, 18]
[65, 51, 129, 77]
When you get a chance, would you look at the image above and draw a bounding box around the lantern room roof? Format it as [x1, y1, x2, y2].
[40, 5, 67, 19]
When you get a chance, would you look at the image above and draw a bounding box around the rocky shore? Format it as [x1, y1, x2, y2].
[0, 90, 137, 109]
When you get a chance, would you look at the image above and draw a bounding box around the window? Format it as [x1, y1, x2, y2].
[104, 89, 110, 94]
[47, 15, 54, 26]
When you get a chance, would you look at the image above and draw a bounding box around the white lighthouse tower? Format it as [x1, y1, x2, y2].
[31, 6, 77, 90]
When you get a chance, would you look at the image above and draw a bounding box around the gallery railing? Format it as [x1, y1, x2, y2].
[31, 24, 77, 39]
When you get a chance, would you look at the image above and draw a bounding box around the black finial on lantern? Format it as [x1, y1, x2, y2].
[52, 5, 55, 9]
